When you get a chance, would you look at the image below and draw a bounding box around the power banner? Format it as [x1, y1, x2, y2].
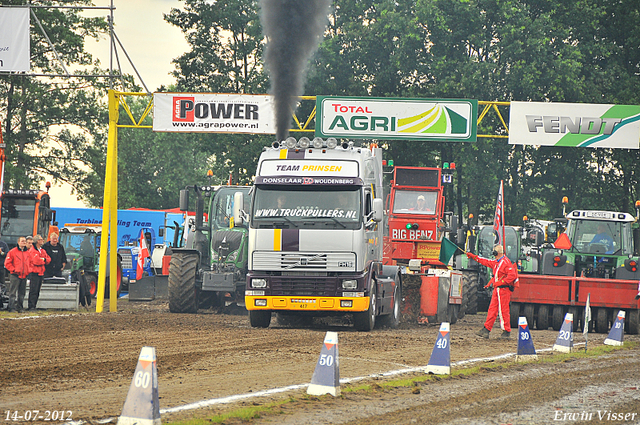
[0, 8, 30, 73]
[153, 93, 276, 134]
[509, 101, 640, 149]
[315, 96, 478, 142]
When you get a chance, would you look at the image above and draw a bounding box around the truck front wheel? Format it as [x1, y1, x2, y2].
[168, 252, 198, 313]
[354, 282, 377, 331]
[249, 310, 271, 328]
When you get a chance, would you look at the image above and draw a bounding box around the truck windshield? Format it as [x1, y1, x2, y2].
[252, 186, 361, 229]
[392, 190, 437, 215]
[570, 220, 627, 255]
[0, 198, 35, 247]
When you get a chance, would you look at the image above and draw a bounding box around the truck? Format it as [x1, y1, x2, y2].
[58, 224, 123, 298]
[510, 205, 640, 334]
[168, 184, 252, 312]
[382, 165, 463, 325]
[0, 184, 57, 249]
[238, 137, 401, 331]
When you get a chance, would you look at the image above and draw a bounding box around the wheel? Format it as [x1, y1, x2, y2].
[568, 307, 580, 332]
[628, 309, 639, 335]
[552, 306, 564, 331]
[510, 302, 520, 329]
[523, 304, 535, 329]
[354, 279, 377, 331]
[537, 305, 550, 330]
[87, 273, 98, 298]
[378, 278, 401, 329]
[462, 271, 478, 315]
[595, 308, 609, 334]
[168, 252, 199, 313]
[249, 310, 271, 328]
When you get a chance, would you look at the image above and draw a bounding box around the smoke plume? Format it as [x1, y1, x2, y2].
[260, 0, 332, 141]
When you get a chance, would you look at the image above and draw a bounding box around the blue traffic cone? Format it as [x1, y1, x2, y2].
[516, 317, 537, 361]
[426, 322, 451, 375]
[553, 313, 574, 353]
[604, 310, 625, 346]
[307, 331, 340, 396]
[117, 346, 161, 425]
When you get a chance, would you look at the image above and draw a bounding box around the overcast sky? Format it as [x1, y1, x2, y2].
[48, 0, 189, 207]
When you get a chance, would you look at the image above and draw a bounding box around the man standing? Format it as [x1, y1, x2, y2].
[43, 233, 66, 278]
[5, 237, 30, 312]
[27, 235, 51, 310]
[467, 244, 518, 339]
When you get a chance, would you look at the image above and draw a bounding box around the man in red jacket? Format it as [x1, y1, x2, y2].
[5, 237, 30, 312]
[27, 235, 51, 310]
[466, 244, 518, 339]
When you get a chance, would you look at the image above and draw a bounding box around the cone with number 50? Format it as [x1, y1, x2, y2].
[117, 346, 161, 425]
[308, 331, 340, 396]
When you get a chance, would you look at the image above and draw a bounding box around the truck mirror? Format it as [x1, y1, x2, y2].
[179, 189, 189, 212]
[372, 198, 383, 222]
[233, 192, 244, 225]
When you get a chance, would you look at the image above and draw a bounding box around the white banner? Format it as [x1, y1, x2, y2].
[0, 8, 30, 73]
[153, 93, 276, 133]
[508, 101, 640, 149]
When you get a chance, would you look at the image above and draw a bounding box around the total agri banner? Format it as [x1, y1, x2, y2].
[0, 7, 30, 73]
[315, 96, 477, 142]
[153, 93, 276, 134]
[508, 101, 640, 149]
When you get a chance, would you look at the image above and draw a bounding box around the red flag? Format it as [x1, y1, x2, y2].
[136, 230, 150, 280]
[493, 180, 505, 250]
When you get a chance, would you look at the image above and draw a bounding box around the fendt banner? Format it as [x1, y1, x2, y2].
[153, 93, 276, 134]
[0, 8, 30, 73]
[509, 101, 640, 149]
[315, 96, 478, 142]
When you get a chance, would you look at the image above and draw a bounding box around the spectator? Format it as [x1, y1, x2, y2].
[27, 235, 51, 310]
[0, 233, 9, 286]
[43, 233, 67, 278]
[26, 235, 33, 251]
[5, 237, 30, 312]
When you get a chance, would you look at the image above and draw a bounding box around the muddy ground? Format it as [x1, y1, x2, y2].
[1, 299, 639, 424]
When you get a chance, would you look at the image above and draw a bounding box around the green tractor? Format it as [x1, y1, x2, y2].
[59, 224, 123, 299]
[168, 185, 251, 313]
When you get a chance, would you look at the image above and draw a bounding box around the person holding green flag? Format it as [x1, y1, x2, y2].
[467, 244, 518, 339]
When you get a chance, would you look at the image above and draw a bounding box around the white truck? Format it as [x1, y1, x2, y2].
[235, 137, 402, 331]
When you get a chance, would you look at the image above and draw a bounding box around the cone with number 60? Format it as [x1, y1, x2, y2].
[117, 346, 160, 425]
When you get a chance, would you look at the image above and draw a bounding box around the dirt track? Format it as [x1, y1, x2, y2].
[1, 300, 639, 424]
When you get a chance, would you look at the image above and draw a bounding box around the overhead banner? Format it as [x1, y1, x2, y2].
[509, 101, 640, 149]
[315, 96, 477, 142]
[153, 93, 276, 133]
[0, 8, 30, 73]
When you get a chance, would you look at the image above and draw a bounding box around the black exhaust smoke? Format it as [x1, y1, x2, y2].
[260, 0, 331, 141]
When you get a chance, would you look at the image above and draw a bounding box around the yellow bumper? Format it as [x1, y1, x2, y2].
[245, 295, 370, 312]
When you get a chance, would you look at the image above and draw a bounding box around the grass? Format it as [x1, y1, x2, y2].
[163, 341, 638, 424]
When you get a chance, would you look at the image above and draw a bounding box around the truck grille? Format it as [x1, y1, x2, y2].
[269, 275, 338, 296]
[252, 252, 356, 271]
[118, 249, 133, 269]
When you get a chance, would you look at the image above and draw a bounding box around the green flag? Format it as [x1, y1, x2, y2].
[439, 238, 460, 264]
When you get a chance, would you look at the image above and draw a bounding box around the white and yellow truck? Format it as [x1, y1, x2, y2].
[235, 137, 401, 331]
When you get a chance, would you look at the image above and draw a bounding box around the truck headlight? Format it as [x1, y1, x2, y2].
[255, 299, 268, 306]
[342, 279, 357, 289]
[252, 278, 267, 288]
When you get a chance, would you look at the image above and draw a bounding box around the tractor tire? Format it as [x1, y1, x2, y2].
[354, 280, 377, 331]
[462, 271, 478, 315]
[87, 273, 99, 298]
[552, 306, 564, 331]
[537, 305, 550, 330]
[378, 277, 401, 329]
[168, 252, 199, 313]
[628, 309, 639, 335]
[595, 308, 609, 334]
[249, 310, 272, 328]
[510, 302, 520, 329]
[523, 304, 535, 330]
[568, 307, 580, 332]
